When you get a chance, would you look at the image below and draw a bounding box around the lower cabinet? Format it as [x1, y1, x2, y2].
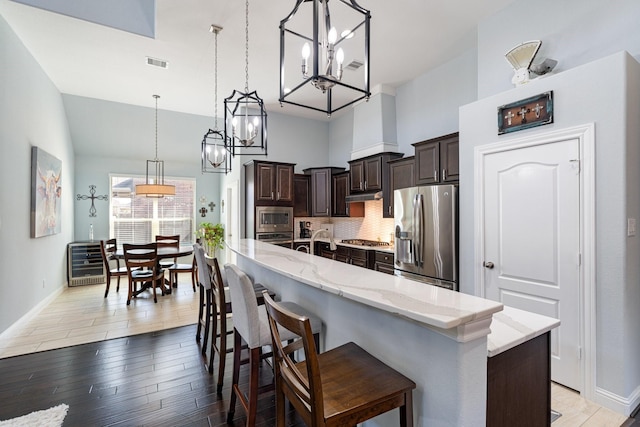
[316, 242, 336, 260]
[67, 241, 105, 286]
[313, 243, 375, 269]
[374, 251, 395, 275]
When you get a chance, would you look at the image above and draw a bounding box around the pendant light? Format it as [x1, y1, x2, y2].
[224, 0, 267, 157]
[135, 95, 175, 197]
[279, 0, 371, 117]
[202, 25, 231, 174]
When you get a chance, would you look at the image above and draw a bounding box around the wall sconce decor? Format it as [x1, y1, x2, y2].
[498, 91, 554, 135]
[279, 0, 371, 116]
[76, 185, 108, 217]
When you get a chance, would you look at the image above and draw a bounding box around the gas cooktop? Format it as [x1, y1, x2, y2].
[341, 239, 391, 247]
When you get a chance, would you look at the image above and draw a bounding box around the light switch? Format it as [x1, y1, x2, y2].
[628, 218, 636, 237]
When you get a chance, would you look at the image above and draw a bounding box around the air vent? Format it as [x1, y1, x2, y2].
[146, 56, 169, 69]
[345, 60, 363, 71]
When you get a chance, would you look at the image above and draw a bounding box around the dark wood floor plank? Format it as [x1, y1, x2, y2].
[0, 325, 308, 426]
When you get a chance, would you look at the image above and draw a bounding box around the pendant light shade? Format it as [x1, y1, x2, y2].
[136, 95, 175, 197]
[224, 0, 267, 157]
[279, 0, 371, 116]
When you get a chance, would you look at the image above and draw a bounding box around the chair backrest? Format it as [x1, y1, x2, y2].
[210, 257, 228, 310]
[224, 264, 261, 349]
[263, 292, 323, 426]
[155, 235, 180, 247]
[123, 243, 158, 272]
[192, 243, 212, 290]
[100, 238, 117, 270]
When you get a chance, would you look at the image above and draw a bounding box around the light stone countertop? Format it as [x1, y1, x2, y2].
[229, 239, 503, 335]
[487, 305, 560, 357]
[293, 237, 394, 253]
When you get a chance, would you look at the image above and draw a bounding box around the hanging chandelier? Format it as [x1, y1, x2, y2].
[224, 0, 267, 157]
[135, 95, 175, 198]
[202, 25, 231, 174]
[279, 0, 371, 116]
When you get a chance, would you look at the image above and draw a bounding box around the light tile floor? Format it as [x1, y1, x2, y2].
[0, 277, 632, 426]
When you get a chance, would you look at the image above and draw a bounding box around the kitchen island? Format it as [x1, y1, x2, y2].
[227, 239, 558, 426]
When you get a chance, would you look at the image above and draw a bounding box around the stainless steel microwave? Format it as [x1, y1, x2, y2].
[255, 206, 294, 234]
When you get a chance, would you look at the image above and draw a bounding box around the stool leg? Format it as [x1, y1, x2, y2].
[227, 330, 242, 423]
[246, 347, 260, 426]
[196, 284, 204, 341]
[216, 308, 227, 393]
[208, 296, 217, 374]
[203, 291, 212, 358]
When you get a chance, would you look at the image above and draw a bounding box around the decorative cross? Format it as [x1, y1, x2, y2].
[208, 202, 216, 211]
[76, 185, 108, 217]
[504, 111, 515, 126]
[533, 103, 545, 118]
[517, 107, 529, 124]
[199, 207, 208, 217]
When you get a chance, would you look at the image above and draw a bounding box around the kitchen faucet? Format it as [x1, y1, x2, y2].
[309, 229, 337, 255]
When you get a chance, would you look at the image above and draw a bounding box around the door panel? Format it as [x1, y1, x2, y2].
[483, 138, 580, 390]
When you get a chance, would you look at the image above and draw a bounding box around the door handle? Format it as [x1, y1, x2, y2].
[483, 261, 494, 269]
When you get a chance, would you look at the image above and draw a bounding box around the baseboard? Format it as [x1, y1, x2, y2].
[594, 384, 640, 417]
[0, 287, 63, 340]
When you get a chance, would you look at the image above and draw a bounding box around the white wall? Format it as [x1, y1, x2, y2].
[0, 15, 75, 333]
[459, 51, 640, 414]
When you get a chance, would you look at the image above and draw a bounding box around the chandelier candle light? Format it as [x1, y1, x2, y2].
[279, 0, 371, 116]
[135, 95, 175, 198]
[201, 24, 231, 174]
[224, 0, 267, 157]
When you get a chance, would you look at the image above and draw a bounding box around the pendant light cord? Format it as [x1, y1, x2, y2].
[245, 0, 249, 93]
[214, 29, 219, 130]
[154, 94, 159, 160]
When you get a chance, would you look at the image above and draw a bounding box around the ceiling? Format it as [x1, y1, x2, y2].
[0, 0, 515, 120]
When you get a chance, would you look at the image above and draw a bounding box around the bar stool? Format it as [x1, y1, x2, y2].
[263, 291, 416, 427]
[224, 263, 322, 426]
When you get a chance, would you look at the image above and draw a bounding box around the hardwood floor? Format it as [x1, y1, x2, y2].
[0, 324, 305, 426]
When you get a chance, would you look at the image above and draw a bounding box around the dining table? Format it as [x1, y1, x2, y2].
[115, 244, 194, 295]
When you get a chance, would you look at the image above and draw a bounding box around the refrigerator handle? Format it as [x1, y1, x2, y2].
[413, 194, 423, 267]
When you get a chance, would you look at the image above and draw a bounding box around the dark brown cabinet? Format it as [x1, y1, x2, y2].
[315, 243, 375, 269]
[348, 152, 403, 219]
[293, 174, 311, 217]
[413, 132, 459, 185]
[332, 172, 364, 218]
[374, 251, 395, 275]
[248, 161, 295, 206]
[387, 156, 415, 218]
[304, 167, 345, 217]
[315, 241, 336, 260]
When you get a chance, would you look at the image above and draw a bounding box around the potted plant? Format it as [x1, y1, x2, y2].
[196, 222, 225, 257]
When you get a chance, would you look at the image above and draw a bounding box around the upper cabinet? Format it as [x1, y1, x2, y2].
[413, 132, 459, 185]
[388, 156, 415, 218]
[348, 152, 403, 218]
[246, 161, 295, 206]
[293, 174, 311, 217]
[332, 172, 364, 218]
[304, 167, 345, 217]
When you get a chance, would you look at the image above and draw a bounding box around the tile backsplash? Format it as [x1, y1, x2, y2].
[296, 200, 394, 244]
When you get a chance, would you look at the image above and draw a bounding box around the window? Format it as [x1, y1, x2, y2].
[109, 175, 196, 245]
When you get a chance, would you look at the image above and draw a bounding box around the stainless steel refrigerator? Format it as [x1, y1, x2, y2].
[394, 185, 458, 290]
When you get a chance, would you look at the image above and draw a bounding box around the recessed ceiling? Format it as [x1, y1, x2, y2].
[0, 0, 515, 120]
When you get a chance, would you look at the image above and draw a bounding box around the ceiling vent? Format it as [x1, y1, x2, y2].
[146, 56, 169, 69]
[345, 60, 364, 71]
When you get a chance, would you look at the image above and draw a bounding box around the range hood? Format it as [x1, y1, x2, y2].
[345, 191, 382, 203]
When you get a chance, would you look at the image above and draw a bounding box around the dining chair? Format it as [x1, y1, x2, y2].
[224, 263, 322, 426]
[192, 244, 274, 393]
[123, 243, 165, 305]
[156, 235, 196, 291]
[263, 291, 416, 427]
[100, 238, 128, 298]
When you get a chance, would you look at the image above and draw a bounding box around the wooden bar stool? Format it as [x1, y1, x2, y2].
[263, 291, 416, 427]
[224, 263, 322, 426]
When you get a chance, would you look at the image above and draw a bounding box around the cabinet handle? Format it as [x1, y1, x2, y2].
[442, 169, 447, 181]
[277, 191, 280, 200]
[271, 191, 274, 200]
[388, 205, 392, 215]
[364, 180, 367, 190]
[347, 205, 350, 215]
[434, 170, 438, 181]
[360, 181, 363, 190]
[326, 208, 329, 215]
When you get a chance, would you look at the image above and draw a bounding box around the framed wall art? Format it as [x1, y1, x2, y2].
[498, 91, 554, 135]
[31, 146, 62, 238]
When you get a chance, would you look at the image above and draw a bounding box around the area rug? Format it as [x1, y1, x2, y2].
[0, 404, 68, 427]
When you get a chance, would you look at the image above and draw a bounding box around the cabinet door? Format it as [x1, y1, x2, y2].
[275, 164, 293, 203]
[415, 141, 440, 185]
[349, 160, 365, 192]
[440, 138, 459, 182]
[293, 174, 311, 217]
[311, 169, 331, 217]
[364, 156, 382, 191]
[256, 163, 276, 202]
[332, 173, 348, 217]
[388, 157, 415, 218]
[335, 246, 350, 264]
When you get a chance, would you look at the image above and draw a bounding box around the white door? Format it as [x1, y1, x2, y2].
[482, 138, 581, 390]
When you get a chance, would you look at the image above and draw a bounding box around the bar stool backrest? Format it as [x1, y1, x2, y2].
[224, 264, 262, 349]
[192, 243, 211, 290]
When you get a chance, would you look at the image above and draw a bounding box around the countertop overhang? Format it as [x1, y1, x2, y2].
[228, 238, 503, 342]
